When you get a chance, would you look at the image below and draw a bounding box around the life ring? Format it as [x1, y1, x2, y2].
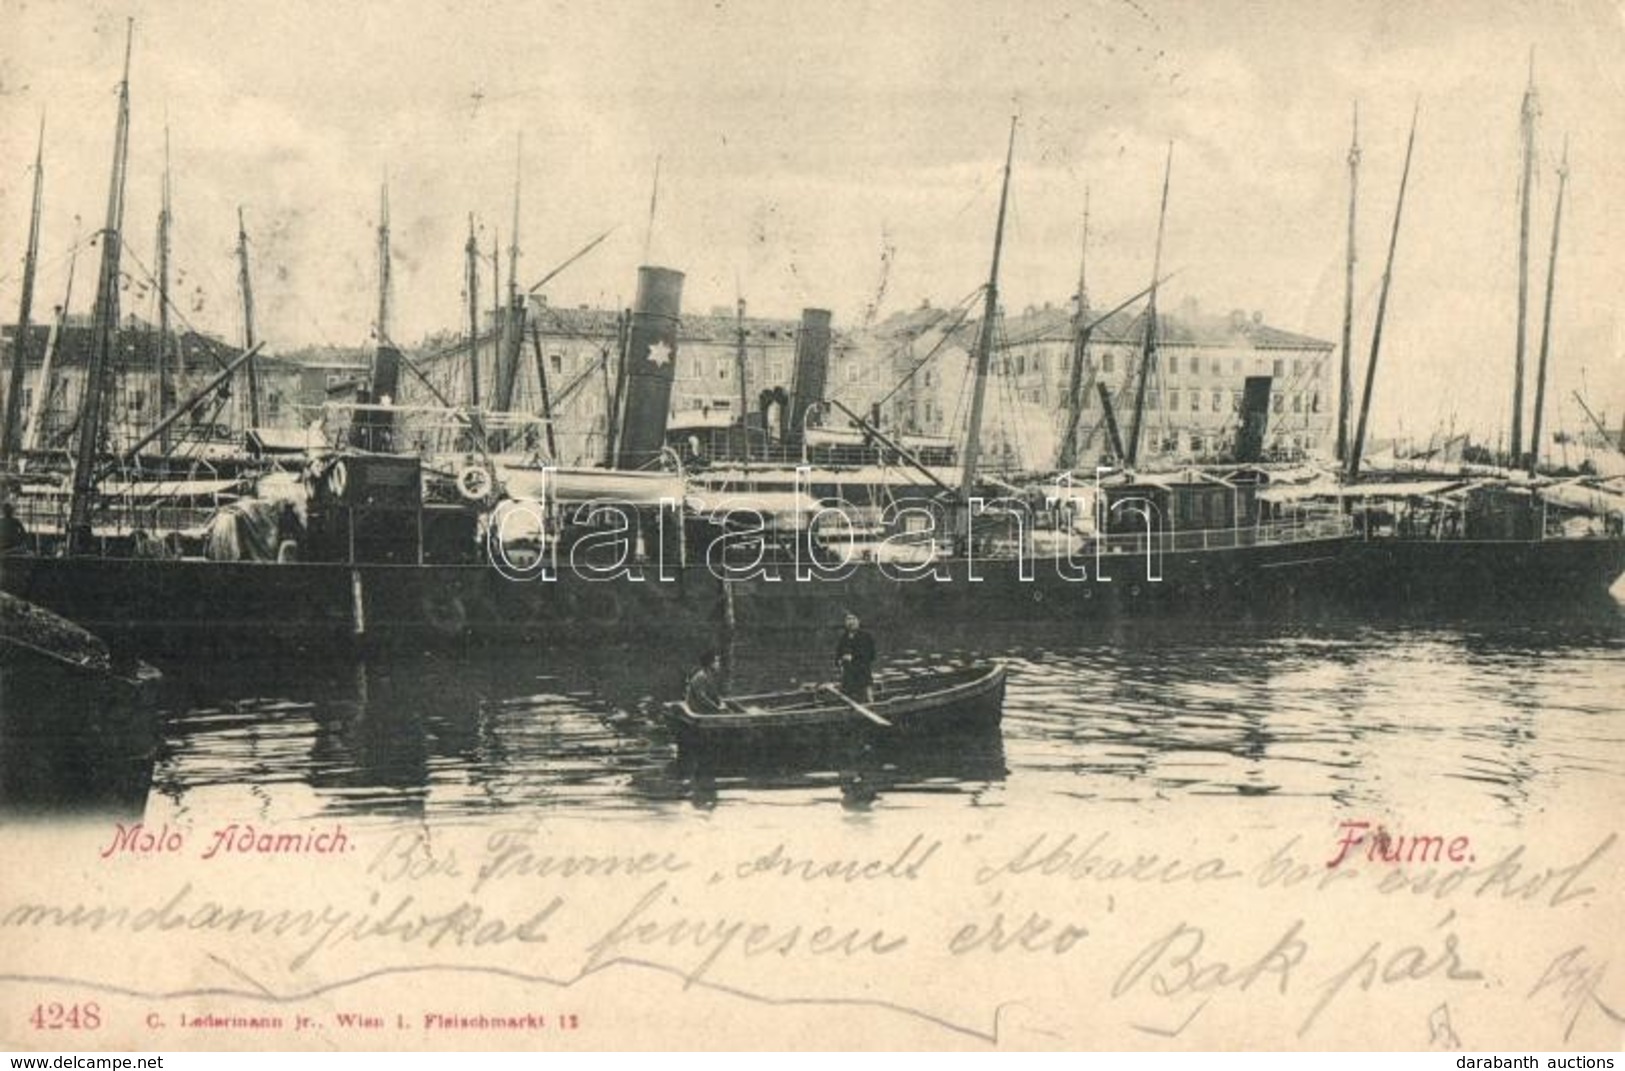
[422, 589, 468, 637]
[458, 466, 493, 501]
[327, 460, 349, 498]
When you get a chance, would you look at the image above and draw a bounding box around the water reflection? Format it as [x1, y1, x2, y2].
[125, 607, 1625, 825]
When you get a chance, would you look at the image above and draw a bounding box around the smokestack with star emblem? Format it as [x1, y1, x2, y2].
[615, 265, 685, 468]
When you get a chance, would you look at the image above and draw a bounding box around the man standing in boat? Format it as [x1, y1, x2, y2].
[685, 650, 725, 714]
[835, 611, 877, 702]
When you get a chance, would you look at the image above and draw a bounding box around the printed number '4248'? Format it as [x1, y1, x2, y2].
[30, 1003, 101, 1029]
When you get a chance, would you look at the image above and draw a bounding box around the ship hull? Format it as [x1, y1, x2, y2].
[1343, 537, 1625, 614]
[0, 534, 1359, 661]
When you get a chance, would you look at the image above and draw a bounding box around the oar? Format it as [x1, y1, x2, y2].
[821, 684, 892, 728]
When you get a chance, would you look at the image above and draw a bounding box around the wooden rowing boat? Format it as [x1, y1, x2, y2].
[664, 660, 1007, 753]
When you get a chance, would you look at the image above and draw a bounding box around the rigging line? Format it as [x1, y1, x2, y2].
[871, 287, 985, 412]
[116, 243, 233, 371]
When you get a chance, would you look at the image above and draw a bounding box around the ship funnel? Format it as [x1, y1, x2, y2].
[1233, 375, 1273, 463]
[784, 308, 832, 442]
[352, 343, 403, 452]
[615, 266, 685, 469]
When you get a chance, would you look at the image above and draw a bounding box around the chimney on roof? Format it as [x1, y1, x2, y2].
[1229, 309, 1246, 332]
[1252, 310, 1263, 326]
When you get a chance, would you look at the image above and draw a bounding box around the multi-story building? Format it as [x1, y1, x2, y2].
[385, 291, 1335, 469]
[0, 314, 304, 451]
[858, 298, 1336, 468]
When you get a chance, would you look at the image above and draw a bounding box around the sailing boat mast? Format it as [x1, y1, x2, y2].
[496, 135, 526, 414]
[1, 115, 46, 468]
[735, 296, 749, 454]
[1056, 189, 1091, 471]
[376, 180, 392, 345]
[67, 19, 135, 552]
[1528, 140, 1568, 477]
[956, 116, 1017, 542]
[235, 206, 260, 428]
[1126, 143, 1173, 467]
[1510, 56, 1538, 463]
[1348, 105, 1419, 480]
[24, 230, 76, 452]
[1336, 104, 1360, 463]
[155, 127, 172, 450]
[465, 214, 481, 406]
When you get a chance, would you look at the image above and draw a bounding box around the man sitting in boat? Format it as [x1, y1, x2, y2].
[685, 650, 725, 714]
[835, 611, 877, 702]
[0, 503, 27, 555]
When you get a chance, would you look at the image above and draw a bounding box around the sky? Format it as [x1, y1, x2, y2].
[1, 0, 1622, 447]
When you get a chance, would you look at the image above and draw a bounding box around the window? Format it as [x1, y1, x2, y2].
[1312, 392, 1321, 413]
[1191, 436, 1204, 455]
[550, 353, 563, 373]
[1293, 359, 1303, 377]
[1016, 354, 1025, 375]
[1148, 390, 1160, 411]
[1211, 390, 1223, 412]
[1168, 390, 1180, 411]
[1291, 394, 1302, 413]
[1081, 390, 1092, 409]
[1231, 390, 1242, 411]
[1168, 355, 1179, 375]
[1272, 393, 1283, 414]
[1102, 354, 1115, 373]
[1190, 391, 1201, 412]
[1272, 358, 1284, 377]
[1060, 352, 1070, 372]
[1211, 358, 1221, 376]
[1232, 357, 1242, 375]
[847, 362, 859, 383]
[924, 370, 933, 387]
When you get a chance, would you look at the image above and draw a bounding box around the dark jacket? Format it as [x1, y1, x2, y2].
[835, 627, 876, 689]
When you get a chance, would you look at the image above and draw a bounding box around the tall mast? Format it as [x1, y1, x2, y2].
[1510, 55, 1538, 462]
[508, 135, 521, 313]
[155, 127, 172, 449]
[735, 296, 749, 452]
[496, 134, 526, 414]
[491, 227, 502, 409]
[1056, 189, 1091, 471]
[1348, 105, 1419, 480]
[1126, 143, 1173, 467]
[235, 205, 260, 428]
[1528, 140, 1568, 477]
[1, 115, 46, 468]
[1336, 103, 1360, 463]
[956, 116, 1017, 540]
[24, 227, 77, 452]
[68, 19, 135, 552]
[376, 179, 391, 345]
[465, 214, 481, 406]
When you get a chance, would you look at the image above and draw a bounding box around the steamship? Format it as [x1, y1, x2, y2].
[0, 58, 1356, 661]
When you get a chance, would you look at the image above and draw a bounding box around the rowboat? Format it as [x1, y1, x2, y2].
[664, 660, 1007, 754]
